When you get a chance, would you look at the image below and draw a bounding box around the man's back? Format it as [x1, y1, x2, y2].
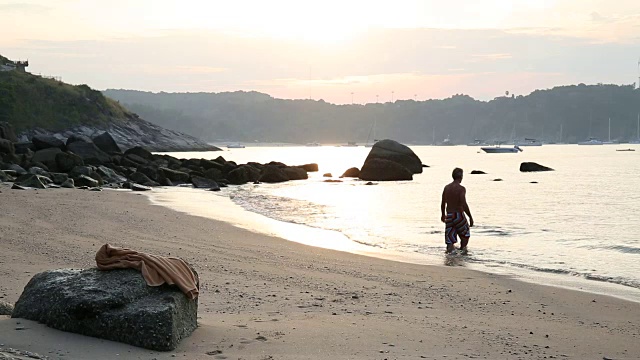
[443, 181, 465, 213]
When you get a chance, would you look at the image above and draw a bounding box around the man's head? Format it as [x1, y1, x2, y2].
[452, 167, 463, 181]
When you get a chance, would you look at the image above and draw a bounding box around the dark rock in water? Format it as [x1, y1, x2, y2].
[65, 134, 92, 146]
[32, 148, 62, 172]
[11, 268, 198, 351]
[0, 300, 13, 315]
[124, 146, 153, 161]
[131, 183, 152, 191]
[530, 181, 538, 184]
[520, 162, 554, 172]
[92, 132, 122, 154]
[129, 172, 159, 187]
[365, 181, 377, 185]
[56, 152, 84, 173]
[0, 139, 15, 155]
[283, 167, 308, 181]
[324, 179, 342, 183]
[323, 173, 332, 177]
[259, 165, 289, 183]
[340, 167, 360, 178]
[493, 178, 503, 182]
[422, 164, 430, 168]
[32, 134, 65, 151]
[50, 172, 69, 185]
[362, 139, 423, 174]
[471, 170, 487, 175]
[204, 167, 223, 181]
[75, 175, 99, 188]
[207, 187, 221, 191]
[0, 121, 18, 142]
[61, 178, 75, 188]
[227, 165, 260, 185]
[160, 167, 190, 183]
[200, 159, 224, 171]
[67, 141, 111, 165]
[298, 163, 319, 172]
[359, 158, 413, 181]
[15, 174, 47, 189]
[191, 175, 219, 189]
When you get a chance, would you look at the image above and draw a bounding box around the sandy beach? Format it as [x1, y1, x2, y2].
[1, 184, 639, 360]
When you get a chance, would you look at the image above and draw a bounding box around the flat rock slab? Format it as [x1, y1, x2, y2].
[11, 268, 198, 351]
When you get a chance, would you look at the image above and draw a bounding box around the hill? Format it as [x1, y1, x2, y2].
[105, 84, 640, 144]
[0, 58, 217, 151]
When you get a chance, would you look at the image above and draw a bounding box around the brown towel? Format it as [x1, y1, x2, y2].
[95, 244, 199, 299]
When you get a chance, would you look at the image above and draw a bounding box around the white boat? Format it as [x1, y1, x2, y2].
[578, 137, 603, 145]
[467, 139, 487, 146]
[481, 144, 523, 153]
[305, 142, 321, 147]
[515, 138, 543, 146]
[437, 135, 455, 146]
[226, 143, 246, 148]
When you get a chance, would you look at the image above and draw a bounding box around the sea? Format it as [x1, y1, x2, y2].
[149, 144, 640, 302]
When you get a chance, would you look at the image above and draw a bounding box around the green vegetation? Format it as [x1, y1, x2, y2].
[0, 65, 132, 133]
[105, 84, 640, 144]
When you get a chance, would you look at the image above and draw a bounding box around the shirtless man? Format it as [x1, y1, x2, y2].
[441, 168, 474, 254]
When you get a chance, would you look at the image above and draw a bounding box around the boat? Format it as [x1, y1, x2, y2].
[578, 137, 603, 145]
[515, 138, 543, 146]
[437, 135, 455, 146]
[467, 139, 487, 146]
[226, 143, 246, 148]
[481, 143, 523, 153]
[616, 148, 636, 152]
[305, 142, 321, 147]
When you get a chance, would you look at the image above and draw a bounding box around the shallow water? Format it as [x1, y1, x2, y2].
[152, 144, 640, 302]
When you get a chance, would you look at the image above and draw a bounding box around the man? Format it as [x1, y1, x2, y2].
[440, 168, 474, 254]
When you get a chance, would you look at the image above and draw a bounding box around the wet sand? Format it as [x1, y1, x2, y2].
[0, 184, 639, 359]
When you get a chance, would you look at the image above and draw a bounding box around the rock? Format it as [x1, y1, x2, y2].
[493, 178, 503, 182]
[259, 165, 289, 183]
[65, 134, 93, 146]
[124, 146, 153, 161]
[0, 122, 18, 142]
[6, 164, 26, 175]
[160, 167, 190, 183]
[67, 141, 111, 165]
[362, 139, 423, 174]
[283, 167, 308, 180]
[204, 167, 223, 181]
[55, 151, 84, 172]
[11, 268, 198, 351]
[359, 158, 413, 181]
[32, 134, 65, 151]
[208, 187, 221, 191]
[92, 132, 122, 154]
[129, 172, 159, 187]
[0, 139, 15, 155]
[122, 153, 149, 167]
[15, 174, 47, 189]
[340, 167, 360, 178]
[324, 179, 342, 183]
[137, 164, 160, 182]
[520, 162, 554, 172]
[0, 300, 13, 315]
[200, 159, 224, 171]
[298, 163, 319, 172]
[470, 170, 486, 174]
[61, 178, 75, 188]
[0, 170, 10, 182]
[32, 148, 62, 172]
[530, 181, 538, 184]
[227, 165, 260, 185]
[50, 173, 69, 185]
[191, 176, 219, 189]
[323, 173, 332, 177]
[14, 142, 35, 155]
[11, 183, 29, 190]
[365, 181, 377, 185]
[28, 167, 49, 176]
[75, 175, 99, 188]
[97, 166, 127, 184]
[131, 183, 152, 191]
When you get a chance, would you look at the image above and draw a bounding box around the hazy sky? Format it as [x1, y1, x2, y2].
[2, 0, 640, 103]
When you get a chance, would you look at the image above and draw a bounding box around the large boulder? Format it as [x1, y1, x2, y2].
[190, 175, 219, 189]
[55, 151, 84, 172]
[129, 172, 159, 187]
[359, 158, 413, 181]
[160, 167, 190, 183]
[298, 163, 319, 172]
[362, 139, 422, 174]
[0, 122, 18, 142]
[227, 164, 261, 185]
[124, 146, 153, 161]
[520, 162, 554, 172]
[32, 148, 62, 172]
[32, 135, 65, 151]
[259, 165, 289, 183]
[0, 139, 15, 155]
[15, 174, 47, 189]
[75, 174, 100, 188]
[283, 167, 308, 180]
[97, 166, 127, 184]
[92, 132, 122, 154]
[11, 268, 198, 351]
[67, 141, 111, 165]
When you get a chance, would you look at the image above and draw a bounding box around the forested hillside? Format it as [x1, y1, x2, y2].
[104, 84, 640, 144]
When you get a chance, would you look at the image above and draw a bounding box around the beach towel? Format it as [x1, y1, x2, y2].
[95, 244, 199, 299]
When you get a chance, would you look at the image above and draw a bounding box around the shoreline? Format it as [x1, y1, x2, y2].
[147, 186, 640, 304]
[1, 185, 639, 359]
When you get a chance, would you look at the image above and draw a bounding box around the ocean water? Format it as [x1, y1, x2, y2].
[151, 144, 640, 302]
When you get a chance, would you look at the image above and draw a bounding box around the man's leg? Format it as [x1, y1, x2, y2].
[445, 213, 458, 253]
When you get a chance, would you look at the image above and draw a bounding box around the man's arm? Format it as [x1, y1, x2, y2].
[440, 188, 446, 222]
[461, 188, 474, 227]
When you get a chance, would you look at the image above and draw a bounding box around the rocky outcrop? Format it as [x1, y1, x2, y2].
[259, 165, 289, 183]
[470, 170, 486, 174]
[32, 134, 65, 151]
[520, 162, 554, 172]
[359, 158, 413, 181]
[12, 268, 198, 351]
[92, 132, 122, 154]
[361, 139, 422, 175]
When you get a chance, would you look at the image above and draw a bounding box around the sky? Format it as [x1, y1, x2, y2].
[1, 0, 640, 104]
